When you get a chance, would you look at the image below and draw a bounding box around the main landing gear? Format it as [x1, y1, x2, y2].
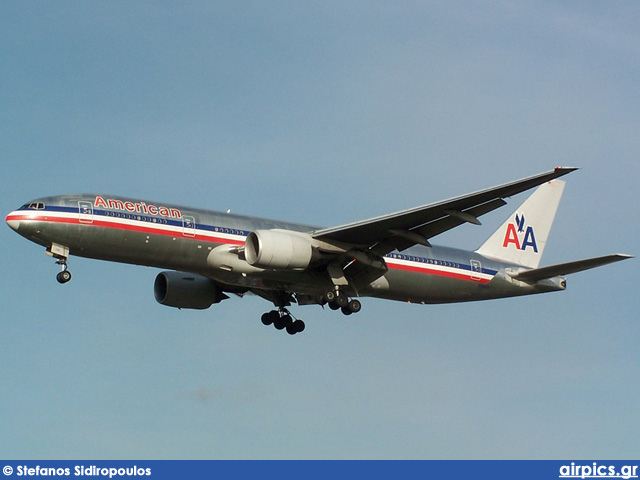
[261, 309, 306, 335]
[259, 288, 362, 336]
[324, 290, 361, 316]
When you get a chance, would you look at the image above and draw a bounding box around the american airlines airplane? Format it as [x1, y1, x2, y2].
[5, 167, 631, 335]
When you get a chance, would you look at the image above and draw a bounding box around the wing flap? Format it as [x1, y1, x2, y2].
[371, 198, 507, 255]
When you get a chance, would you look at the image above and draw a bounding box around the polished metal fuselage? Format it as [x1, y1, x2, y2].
[6, 194, 564, 305]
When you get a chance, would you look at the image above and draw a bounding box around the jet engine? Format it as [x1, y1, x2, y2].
[245, 229, 315, 270]
[154, 271, 228, 309]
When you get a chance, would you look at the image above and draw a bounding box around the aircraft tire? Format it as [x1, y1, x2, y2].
[328, 301, 340, 310]
[325, 291, 336, 303]
[336, 294, 348, 308]
[348, 299, 362, 313]
[261, 312, 274, 326]
[273, 315, 286, 330]
[56, 270, 72, 284]
[341, 306, 352, 316]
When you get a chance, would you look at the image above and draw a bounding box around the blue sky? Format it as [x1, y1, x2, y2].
[1, 1, 638, 459]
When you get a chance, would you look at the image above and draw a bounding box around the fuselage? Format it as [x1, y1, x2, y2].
[6, 194, 564, 306]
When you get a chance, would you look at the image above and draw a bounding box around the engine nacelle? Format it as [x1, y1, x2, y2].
[245, 229, 314, 270]
[154, 271, 227, 309]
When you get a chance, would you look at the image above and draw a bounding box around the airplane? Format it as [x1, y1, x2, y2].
[5, 167, 632, 335]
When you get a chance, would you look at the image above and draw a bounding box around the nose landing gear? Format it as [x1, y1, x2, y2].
[56, 260, 72, 284]
[47, 244, 72, 284]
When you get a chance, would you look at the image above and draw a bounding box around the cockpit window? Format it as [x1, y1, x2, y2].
[21, 202, 45, 210]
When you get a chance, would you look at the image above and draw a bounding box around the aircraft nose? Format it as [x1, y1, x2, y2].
[6, 211, 20, 232]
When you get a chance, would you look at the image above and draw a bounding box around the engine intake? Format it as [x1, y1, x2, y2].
[154, 271, 228, 309]
[245, 229, 314, 270]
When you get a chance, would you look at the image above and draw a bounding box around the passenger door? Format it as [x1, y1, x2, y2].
[182, 215, 196, 237]
[78, 201, 94, 224]
[470, 259, 482, 281]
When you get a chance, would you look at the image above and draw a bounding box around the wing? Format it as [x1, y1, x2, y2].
[313, 167, 577, 255]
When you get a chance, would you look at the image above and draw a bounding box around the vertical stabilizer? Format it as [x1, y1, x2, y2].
[475, 180, 565, 268]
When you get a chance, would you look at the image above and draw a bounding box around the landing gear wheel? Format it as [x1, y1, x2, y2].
[273, 315, 286, 330]
[261, 311, 275, 326]
[328, 301, 340, 311]
[282, 314, 293, 328]
[348, 299, 361, 314]
[336, 294, 348, 308]
[341, 306, 352, 316]
[261, 308, 306, 335]
[286, 319, 306, 335]
[56, 270, 72, 284]
[286, 323, 296, 335]
[324, 290, 336, 303]
[54, 255, 71, 284]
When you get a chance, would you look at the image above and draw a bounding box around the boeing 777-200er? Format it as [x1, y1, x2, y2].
[6, 167, 632, 335]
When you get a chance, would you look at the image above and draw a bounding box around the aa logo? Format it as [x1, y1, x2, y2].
[502, 213, 538, 252]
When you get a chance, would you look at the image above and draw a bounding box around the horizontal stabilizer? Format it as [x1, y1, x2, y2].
[509, 254, 633, 282]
